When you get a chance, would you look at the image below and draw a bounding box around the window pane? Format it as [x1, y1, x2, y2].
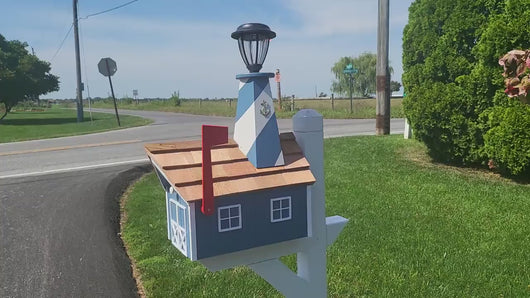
[230, 206, 239, 217]
[219, 208, 229, 218]
[178, 213, 184, 227]
[273, 210, 281, 220]
[230, 217, 239, 228]
[220, 219, 229, 230]
[282, 208, 290, 219]
[178, 207, 185, 227]
[170, 203, 177, 219]
[272, 200, 280, 210]
[281, 198, 290, 208]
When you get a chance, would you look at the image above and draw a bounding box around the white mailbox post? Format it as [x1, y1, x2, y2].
[247, 110, 348, 298]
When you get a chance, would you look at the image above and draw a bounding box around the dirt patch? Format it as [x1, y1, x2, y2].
[396, 142, 527, 185]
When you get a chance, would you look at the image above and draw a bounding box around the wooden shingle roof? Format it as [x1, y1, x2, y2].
[145, 132, 315, 202]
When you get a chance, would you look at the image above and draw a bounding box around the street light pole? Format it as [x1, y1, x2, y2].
[73, 0, 83, 122]
[376, 0, 390, 135]
[349, 73, 353, 114]
[343, 64, 357, 114]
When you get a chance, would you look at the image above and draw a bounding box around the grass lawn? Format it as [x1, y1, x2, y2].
[88, 97, 405, 119]
[121, 136, 529, 297]
[0, 106, 152, 143]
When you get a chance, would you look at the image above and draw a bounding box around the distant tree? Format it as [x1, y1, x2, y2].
[331, 52, 395, 98]
[318, 92, 327, 97]
[0, 34, 59, 121]
[390, 81, 402, 93]
[170, 91, 181, 106]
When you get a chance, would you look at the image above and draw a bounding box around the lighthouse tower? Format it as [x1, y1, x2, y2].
[234, 72, 284, 168]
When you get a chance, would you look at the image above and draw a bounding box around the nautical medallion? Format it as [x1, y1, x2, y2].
[260, 100, 271, 118]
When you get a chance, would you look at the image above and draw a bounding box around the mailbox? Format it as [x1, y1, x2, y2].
[144, 23, 347, 298]
[145, 132, 315, 260]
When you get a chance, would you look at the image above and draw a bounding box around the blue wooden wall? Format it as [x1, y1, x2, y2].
[193, 185, 308, 259]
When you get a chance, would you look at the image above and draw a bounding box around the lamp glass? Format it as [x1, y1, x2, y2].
[232, 23, 275, 73]
[238, 35, 270, 72]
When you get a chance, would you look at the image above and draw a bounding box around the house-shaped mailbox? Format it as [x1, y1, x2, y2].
[144, 23, 347, 296]
[145, 132, 316, 260]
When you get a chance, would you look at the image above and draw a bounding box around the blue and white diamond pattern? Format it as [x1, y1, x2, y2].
[234, 75, 284, 168]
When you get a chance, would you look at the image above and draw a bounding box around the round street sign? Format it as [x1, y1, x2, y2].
[98, 57, 117, 77]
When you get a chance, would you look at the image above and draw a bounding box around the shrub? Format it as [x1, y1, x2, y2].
[170, 91, 181, 107]
[483, 102, 530, 175]
[121, 97, 133, 105]
[404, 82, 481, 163]
[281, 99, 294, 112]
[14, 100, 38, 110]
[403, 0, 530, 176]
[403, 0, 500, 164]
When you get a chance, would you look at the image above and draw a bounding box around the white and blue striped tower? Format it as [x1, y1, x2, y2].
[234, 72, 284, 168]
[231, 23, 284, 168]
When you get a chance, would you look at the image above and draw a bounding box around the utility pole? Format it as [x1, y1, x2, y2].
[376, 0, 390, 135]
[30, 47, 41, 106]
[73, 0, 83, 122]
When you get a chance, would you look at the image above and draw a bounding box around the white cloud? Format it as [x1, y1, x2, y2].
[284, 0, 411, 37]
[9, 1, 414, 99]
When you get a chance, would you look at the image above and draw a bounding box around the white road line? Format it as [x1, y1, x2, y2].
[0, 158, 150, 180]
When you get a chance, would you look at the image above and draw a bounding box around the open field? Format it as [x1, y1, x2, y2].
[0, 106, 152, 143]
[85, 97, 404, 119]
[121, 135, 529, 297]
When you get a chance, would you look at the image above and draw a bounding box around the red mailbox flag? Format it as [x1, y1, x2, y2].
[201, 125, 229, 215]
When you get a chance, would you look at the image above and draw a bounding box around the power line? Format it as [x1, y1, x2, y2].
[50, 22, 74, 62]
[49, 0, 140, 62]
[79, 0, 139, 20]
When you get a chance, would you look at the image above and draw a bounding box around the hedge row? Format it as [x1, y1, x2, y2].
[402, 0, 530, 176]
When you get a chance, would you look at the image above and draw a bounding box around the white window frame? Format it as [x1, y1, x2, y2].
[169, 199, 187, 255]
[218, 204, 242, 232]
[270, 196, 292, 223]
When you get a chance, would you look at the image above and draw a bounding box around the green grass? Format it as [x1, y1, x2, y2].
[121, 136, 530, 297]
[0, 106, 152, 143]
[88, 97, 404, 119]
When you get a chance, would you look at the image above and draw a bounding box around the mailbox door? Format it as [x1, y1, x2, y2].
[169, 199, 188, 256]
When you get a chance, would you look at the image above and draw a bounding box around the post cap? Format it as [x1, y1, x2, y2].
[293, 109, 323, 133]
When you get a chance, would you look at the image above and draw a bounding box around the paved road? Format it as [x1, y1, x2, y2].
[0, 108, 404, 178]
[0, 109, 404, 297]
[0, 164, 151, 297]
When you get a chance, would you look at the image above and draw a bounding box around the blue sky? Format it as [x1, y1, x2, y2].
[0, 0, 414, 99]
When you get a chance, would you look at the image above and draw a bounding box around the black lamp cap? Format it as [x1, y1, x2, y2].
[231, 23, 276, 40]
